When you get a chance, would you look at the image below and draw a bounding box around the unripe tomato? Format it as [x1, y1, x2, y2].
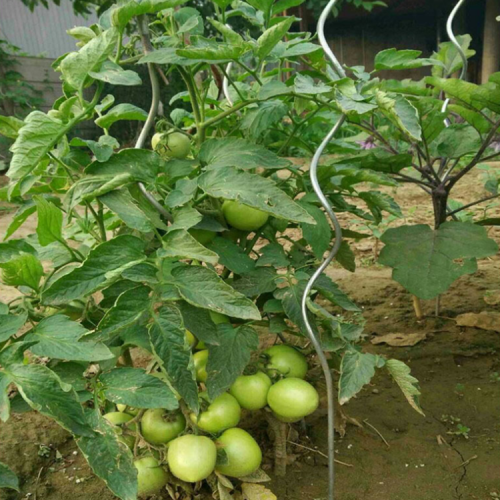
[152, 131, 191, 159]
[267, 378, 319, 422]
[103, 411, 137, 431]
[190, 392, 241, 433]
[215, 428, 262, 478]
[222, 200, 269, 232]
[134, 456, 168, 498]
[167, 435, 217, 482]
[193, 349, 208, 382]
[185, 329, 197, 348]
[264, 344, 308, 379]
[117, 404, 140, 416]
[229, 372, 272, 410]
[189, 229, 216, 245]
[140, 409, 185, 445]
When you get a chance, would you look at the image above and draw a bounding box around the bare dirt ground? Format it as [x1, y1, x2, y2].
[0, 167, 499, 500]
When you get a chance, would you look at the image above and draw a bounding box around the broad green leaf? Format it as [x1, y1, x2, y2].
[257, 243, 289, 268]
[160, 230, 219, 264]
[165, 178, 198, 208]
[432, 124, 481, 158]
[94, 285, 151, 342]
[374, 48, 436, 70]
[335, 91, 378, 116]
[0, 341, 36, 367]
[0, 253, 43, 291]
[8, 111, 65, 181]
[198, 167, 315, 224]
[258, 80, 289, 99]
[71, 135, 119, 162]
[339, 349, 385, 405]
[328, 149, 411, 174]
[0, 312, 27, 342]
[386, 359, 424, 416]
[100, 189, 154, 232]
[51, 362, 87, 391]
[177, 42, 250, 61]
[149, 304, 199, 412]
[42, 235, 146, 305]
[0, 372, 12, 421]
[256, 17, 294, 59]
[448, 104, 491, 134]
[0, 115, 24, 139]
[60, 28, 119, 91]
[0, 239, 36, 261]
[336, 241, 356, 272]
[122, 263, 158, 283]
[7, 363, 93, 436]
[281, 41, 321, 58]
[299, 202, 331, 259]
[167, 206, 203, 232]
[139, 47, 192, 66]
[272, 0, 306, 15]
[208, 19, 243, 45]
[471, 83, 500, 114]
[232, 267, 277, 297]
[376, 92, 422, 141]
[24, 314, 114, 361]
[76, 411, 137, 500]
[166, 265, 261, 320]
[85, 148, 164, 183]
[89, 60, 142, 86]
[199, 138, 289, 171]
[358, 191, 402, 224]
[67, 26, 96, 44]
[431, 34, 475, 77]
[34, 196, 63, 246]
[426, 77, 479, 107]
[294, 74, 331, 95]
[178, 302, 219, 345]
[207, 238, 256, 274]
[379, 222, 499, 299]
[110, 0, 188, 29]
[100, 368, 178, 409]
[281, 280, 318, 334]
[240, 100, 288, 139]
[207, 324, 259, 400]
[0, 462, 19, 492]
[314, 274, 360, 312]
[95, 103, 148, 129]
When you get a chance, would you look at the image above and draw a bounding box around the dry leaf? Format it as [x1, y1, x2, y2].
[241, 483, 277, 500]
[455, 312, 500, 333]
[371, 332, 427, 346]
[484, 290, 500, 306]
[238, 469, 271, 483]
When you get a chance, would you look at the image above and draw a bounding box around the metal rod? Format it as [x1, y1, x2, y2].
[223, 62, 234, 106]
[301, 1, 347, 499]
[440, 0, 468, 126]
[136, 15, 173, 223]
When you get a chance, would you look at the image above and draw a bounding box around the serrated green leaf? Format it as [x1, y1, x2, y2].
[0, 115, 24, 140]
[198, 167, 315, 224]
[232, 267, 277, 297]
[339, 349, 385, 405]
[42, 235, 146, 305]
[386, 359, 424, 416]
[256, 243, 289, 268]
[33, 196, 63, 246]
[207, 238, 256, 274]
[0, 253, 43, 291]
[256, 17, 294, 59]
[160, 230, 219, 264]
[299, 202, 332, 260]
[314, 274, 360, 312]
[76, 411, 137, 500]
[0, 312, 28, 342]
[100, 368, 178, 409]
[149, 304, 199, 412]
[199, 138, 289, 171]
[165, 178, 198, 208]
[207, 324, 259, 400]
[0, 239, 36, 261]
[7, 363, 94, 436]
[374, 48, 436, 70]
[294, 74, 331, 95]
[178, 302, 220, 345]
[24, 314, 114, 361]
[167, 265, 261, 320]
[240, 100, 288, 139]
[358, 191, 402, 224]
[379, 222, 499, 299]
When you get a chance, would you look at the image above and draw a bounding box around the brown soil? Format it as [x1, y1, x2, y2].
[1, 168, 499, 500]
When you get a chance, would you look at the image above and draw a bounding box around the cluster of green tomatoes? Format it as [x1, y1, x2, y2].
[103, 315, 319, 497]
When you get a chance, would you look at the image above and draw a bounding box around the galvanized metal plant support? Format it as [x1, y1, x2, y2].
[134, 1, 468, 498]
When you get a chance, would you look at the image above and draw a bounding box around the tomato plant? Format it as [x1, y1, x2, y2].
[1, 0, 497, 497]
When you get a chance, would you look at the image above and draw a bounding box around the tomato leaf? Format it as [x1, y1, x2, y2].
[149, 304, 199, 412]
[386, 359, 424, 416]
[0, 253, 44, 291]
[42, 235, 146, 305]
[100, 368, 179, 409]
[256, 17, 295, 59]
[160, 230, 219, 264]
[207, 238, 256, 274]
[0, 312, 27, 343]
[207, 324, 259, 400]
[95, 103, 148, 130]
[33, 196, 63, 246]
[0, 462, 19, 492]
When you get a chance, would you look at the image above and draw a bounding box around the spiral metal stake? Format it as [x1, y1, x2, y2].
[440, 0, 468, 180]
[136, 15, 173, 223]
[300, 1, 347, 499]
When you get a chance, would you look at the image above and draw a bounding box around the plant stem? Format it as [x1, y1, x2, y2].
[446, 193, 500, 217]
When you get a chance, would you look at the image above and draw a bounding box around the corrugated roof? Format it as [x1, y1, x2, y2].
[0, 0, 98, 58]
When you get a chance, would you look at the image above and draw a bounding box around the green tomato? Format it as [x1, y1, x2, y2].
[140, 409, 186, 445]
[185, 329, 197, 348]
[229, 372, 272, 410]
[222, 200, 269, 232]
[103, 411, 137, 431]
[167, 435, 217, 482]
[210, 311, 230, 324]
[267, 378, 319, 422]
[215, 428, 262, 478]
[264, 344, 308, 379]
[189, 229, 216, 245]
[193, 349, 208, 383]
[134, 456, 168, 498]
[116, 404, 140, 416]
[190, 392, 241, 433]
[152, 131, 191, 159]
